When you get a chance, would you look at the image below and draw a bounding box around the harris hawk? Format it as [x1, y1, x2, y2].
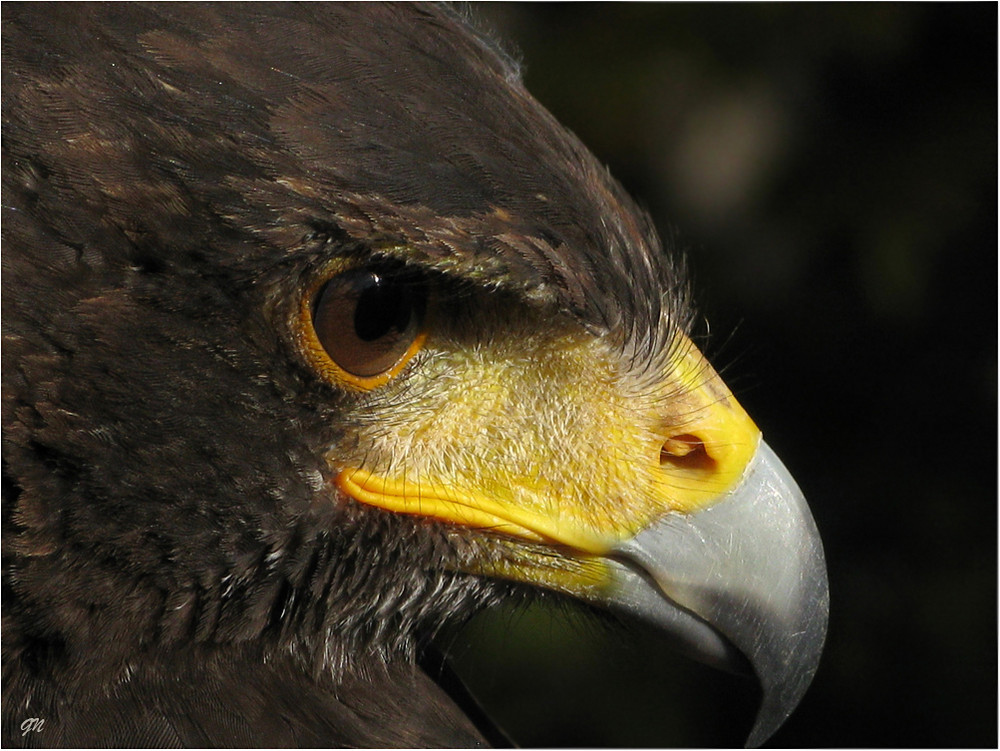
[1, 3, 828, 747]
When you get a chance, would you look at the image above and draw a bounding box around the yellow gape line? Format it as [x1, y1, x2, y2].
[335, 468, 614, 555]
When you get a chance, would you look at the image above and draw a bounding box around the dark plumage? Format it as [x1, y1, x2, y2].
[2, 3, 827, 748]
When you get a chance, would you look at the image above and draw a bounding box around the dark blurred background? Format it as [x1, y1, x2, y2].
[443, 3, 998, 747]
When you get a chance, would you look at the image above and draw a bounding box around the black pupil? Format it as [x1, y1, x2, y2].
[354, 274, 411, 342]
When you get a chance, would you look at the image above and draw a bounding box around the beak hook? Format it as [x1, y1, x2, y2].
[610, 442, 829, 747]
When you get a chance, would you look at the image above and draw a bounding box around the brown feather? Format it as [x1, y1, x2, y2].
[3, 3, 688, 746]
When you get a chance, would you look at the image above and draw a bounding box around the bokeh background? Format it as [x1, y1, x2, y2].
[443, 3, 998, 747]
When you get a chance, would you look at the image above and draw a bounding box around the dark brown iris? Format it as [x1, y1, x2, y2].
[312, 267, 426, 378]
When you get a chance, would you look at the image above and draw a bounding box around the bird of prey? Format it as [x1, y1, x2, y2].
[2, 4, 828, 747]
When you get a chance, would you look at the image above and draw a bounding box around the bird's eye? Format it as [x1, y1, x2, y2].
[304, 267, 428, 389]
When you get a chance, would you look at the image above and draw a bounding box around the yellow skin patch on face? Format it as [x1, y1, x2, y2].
[329, 301, 760, 555]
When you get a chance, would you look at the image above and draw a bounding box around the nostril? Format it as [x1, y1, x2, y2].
[660, 434, 716, 472]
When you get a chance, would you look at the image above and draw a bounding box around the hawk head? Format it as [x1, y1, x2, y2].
[2, 4, 827, 746]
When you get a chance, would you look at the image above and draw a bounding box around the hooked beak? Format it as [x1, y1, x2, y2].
[600, 441, 829, 747]
[333, 329, 827, 746]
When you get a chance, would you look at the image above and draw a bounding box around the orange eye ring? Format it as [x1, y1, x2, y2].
[298, 263, 429, 392]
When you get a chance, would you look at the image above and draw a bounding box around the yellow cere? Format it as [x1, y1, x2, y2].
[331, 324, 761, 553]
[653, 343, 762, 512]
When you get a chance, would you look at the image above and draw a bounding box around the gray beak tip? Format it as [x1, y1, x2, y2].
[606, 441, 829, 747]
